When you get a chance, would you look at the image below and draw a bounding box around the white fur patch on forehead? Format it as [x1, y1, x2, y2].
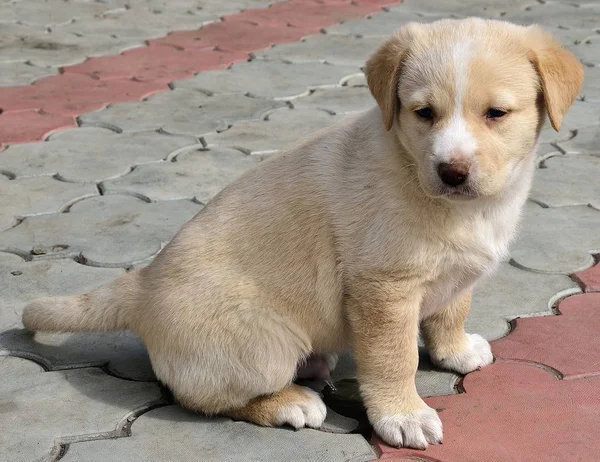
[432, 40, 478, 161]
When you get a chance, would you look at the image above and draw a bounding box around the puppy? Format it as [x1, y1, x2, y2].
[22, 18, 583, 449]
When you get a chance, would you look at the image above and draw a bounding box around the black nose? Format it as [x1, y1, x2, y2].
[437, 162, 469, 187]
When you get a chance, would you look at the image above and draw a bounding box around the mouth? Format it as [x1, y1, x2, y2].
[438, 185, 479, 201]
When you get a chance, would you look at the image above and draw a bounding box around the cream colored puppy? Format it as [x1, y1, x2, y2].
[23, 18, 583, 449]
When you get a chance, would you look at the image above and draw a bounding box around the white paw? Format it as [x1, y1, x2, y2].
[274, 387, 327, 429]
[433, 333, 493, 374]
[373, 407, 443, 449]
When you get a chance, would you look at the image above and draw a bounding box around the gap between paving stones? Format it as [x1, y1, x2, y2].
[0, 0, 400, 146]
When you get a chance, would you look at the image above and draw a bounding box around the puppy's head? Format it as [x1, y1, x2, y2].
[366, 18, 584, 201]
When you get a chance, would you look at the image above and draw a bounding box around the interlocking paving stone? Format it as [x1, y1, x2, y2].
[255, 34, 385, 67]
[496, 1, 600, 29]
[0, 0, 124, 27]
[0, 253, 153, 380]
[0, 176, 97, 231]
[0, 62, 57, 86]
[331, 351, 459, 399]
[0, 73, 168, 116]
[65, 45, 249, 82]
[174, 60, 358, 100]
[510, 202, 600, 274]
[293, 86, 375, 114]
[79, 90, 285, 136]
[63, 405, 377, 462]
[378, 362, 600, 461]
[0, 356, 162, 461]
[570, 35, 600, 66]
[557, 125, 600, 154]
[102, 147, 261, 203]
[537, 100, 600, 145]
[60, 5, 217, 42]
[531, 154, 600, 208]
[0, 22, 145, 68]
[0, 195, 202, 267]
[574, 261, 600, 292]
[0, 128, 200, 183]
[204, 107, 344, 154]
[493, 293, 600, 379]
[580, 65, 600, 103]
[324, 8, 463, 36]
[469, 263, 578, 341]
[153, 19, 313, 54]
[0, 110, 77, 144]
[235, 0, 378, 31]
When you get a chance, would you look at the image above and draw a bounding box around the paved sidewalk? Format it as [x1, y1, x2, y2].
[1, 0, 600, 461]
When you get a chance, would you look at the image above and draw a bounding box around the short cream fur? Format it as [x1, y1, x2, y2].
[23, 18, 583, 449]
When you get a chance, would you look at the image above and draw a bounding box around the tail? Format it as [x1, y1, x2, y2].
[22, 270, 141, 333]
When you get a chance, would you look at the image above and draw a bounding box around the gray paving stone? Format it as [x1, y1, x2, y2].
[256, 35, 385, 68]
[0, 252, 123, 331]
[538, 101, 600, 144]
[0, 176, 97, 232]
[0, 253, 154, 380]
[293, 86, 375, 115]
[396, 0, 532, 17]
[332, 351, 458, 399]
[102, 147, 261, 203]
[556, 125, 600, 154]
[0, 61, 57, 86]
[64, 405, 377, 462]
[324, 9, 464, 37]
[497, 1, 600, 29]
[580, 65, 600, 103]
[0, 195, 201, 267]
[0, 0, 124, 27]
[1, 128, 199, 183]
[0, 356, 162, 461]
[531, 154, 600, 208]
[60, 5, 216, 41]
[0, 22, 144, 67]
[80, 90, 285, 137]
[469, 263, 578, 341]
[175, 60, 359, 100]
[344, 73, 367, 87]
[510, 202, 600, 274]
[204, 107, 344, 155]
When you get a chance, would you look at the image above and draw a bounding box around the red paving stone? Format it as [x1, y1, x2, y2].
[379, 292, 600, 460]
[492, 293, 600, 379]
[574, 260, 600, 292]
[0, 111, 77, 144]
[0, 0, 398, 146]
[152, 20, 313, 53]
[65, 46, 249, 82]
[0, 74, 168, 116]
[376, 362, 600, 462]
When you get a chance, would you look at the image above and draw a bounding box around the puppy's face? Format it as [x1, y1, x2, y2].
[366, 19, 584, 201]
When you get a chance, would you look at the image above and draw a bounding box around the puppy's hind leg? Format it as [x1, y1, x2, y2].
[225, 384, 327, 429]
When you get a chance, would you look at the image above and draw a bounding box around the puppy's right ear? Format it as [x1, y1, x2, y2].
[365, 27, 413, 131]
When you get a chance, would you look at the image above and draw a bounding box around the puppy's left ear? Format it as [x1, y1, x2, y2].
[365, 25, 415, 131]
[528, 28, 584, 132]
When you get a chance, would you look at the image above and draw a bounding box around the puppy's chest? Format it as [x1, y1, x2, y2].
[418, 227, 508, 320]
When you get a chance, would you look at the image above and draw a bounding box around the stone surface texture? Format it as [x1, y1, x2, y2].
[2, 0, 600, 460]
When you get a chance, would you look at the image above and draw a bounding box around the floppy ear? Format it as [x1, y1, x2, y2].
[365, 28, 412, 131]
[528, 29, 584, 132]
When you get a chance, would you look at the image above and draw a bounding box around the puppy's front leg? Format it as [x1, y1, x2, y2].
[348, 283, 442, 449]
[421, 291, 493, 374]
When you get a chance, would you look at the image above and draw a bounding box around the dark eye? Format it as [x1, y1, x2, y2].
[486, 108, 507, 119]
[415, 107, 434, 121]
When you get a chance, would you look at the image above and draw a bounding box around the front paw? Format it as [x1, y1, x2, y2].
[432, 333, 493, 374]
[373, 406, 443, 449]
